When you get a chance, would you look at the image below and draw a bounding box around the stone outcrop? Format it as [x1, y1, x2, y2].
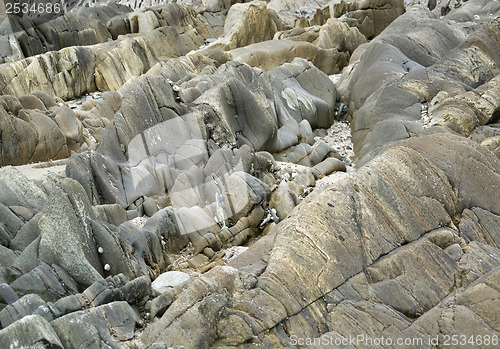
[231, 17, 367, 74]
[1, 3, 132, 63]
[137, 131, 500, 347]
[0, 0, 370, 100]
[64, 57, 337, 258]
[338, 5, 500, 165]
[0, 3, 220, 98]
[210, 1, 283, 50]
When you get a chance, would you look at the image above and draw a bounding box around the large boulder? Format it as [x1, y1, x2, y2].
[38, 175, 104, 288]
[210, 1, 283, 50]
[140, 132, 500, 347]
[230, 39, 349, 74]
[0, 46, 96, 99]
[0, 314, 63, 347]
[338, 6, 500, 164]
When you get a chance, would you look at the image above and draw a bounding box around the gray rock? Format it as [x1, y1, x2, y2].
[9, 263, 69, 300]
[92, 204, 128, 226]
[51, 301, 142, 347]
[0, 283, 18, 307]
[141, 267, 237, 347]
[0, 314, 63, 348]
[91, 152, 128, 207]
[143, 207, 189, 255]
[0, 203, 24, 243]
[0, 167, 46, 209]
[38, 175, 103, 288]
[332, 0, 405, 39]
[0, 293, 46, 328]
[53, 295, 85, 318]
[337, 5, 500, 165]
[196, 76, 278, 151]
[307, 141, 332, 166]
[152, 271, 190, 295]
[9, 213, 41, 252]
[91, 220, 137, 280]
[298, 119, 314, 145]
[53, 105, 84, 151]
[311, 157, 347, 179]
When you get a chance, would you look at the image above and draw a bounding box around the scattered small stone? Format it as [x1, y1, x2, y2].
[199, 259, 225, 273]
[187, 254, 209, 269]
[203, 247, 215, 258]
[130, 216, 148, 228]
[222, 246, 248, 264]
[259, 208, 279, 229]
[151, 271, 190, 295]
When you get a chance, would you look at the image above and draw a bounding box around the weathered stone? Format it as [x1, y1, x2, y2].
[333, 0, 405, 39]
[0, 46, 96, 99]
[338, 6, 499, 164]
[187, 253, 210, 269]
[143, 196, 160, 217]
[141, 267, 239, 347]
[51, 301, 142, 347]
[210, 1, 283, 50]
[0, 167, 46, 210]
[311, 157, 346, 179]
[143, 207, 189, 254]
[0, 314, 63, 348]
[269, 181, 303, 220]
[53, 105, 84, 151]
[0, 283, 18, 306]
[9, 263, 70, 300]
[230, 39, 349, 74]
[38, 175, 103, 288]
[93, 204, 128, 226]
[0, 293, 46, 328]
[152, 271, 190, 295]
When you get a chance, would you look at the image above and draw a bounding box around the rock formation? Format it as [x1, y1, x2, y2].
[0, 0, 499, 348]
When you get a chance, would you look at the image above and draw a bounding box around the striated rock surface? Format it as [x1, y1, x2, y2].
[1, 0, 500, 348]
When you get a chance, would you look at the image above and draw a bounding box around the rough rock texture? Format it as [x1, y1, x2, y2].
[0, 3, 214, 98]
[332, 0, 406, 39]
[210, 1, 283, 50]
[137, 129, 500, 348]
[338, 5, 500, 164]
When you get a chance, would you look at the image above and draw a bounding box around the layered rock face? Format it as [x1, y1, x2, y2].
[1, 0, 500, 348]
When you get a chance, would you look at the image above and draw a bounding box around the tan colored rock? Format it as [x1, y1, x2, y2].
[230, 39, 348, 74]
[333, 0, 405, 39]
[481, 136, 500, 158]
[94, 26, 204, 91]
[428, 72, 500, 136]
[210, 1, 283, 50]
[0, 46, 96, 99]
[268, 0, 331, 27]
[316, 18, 367, 52]
[139, 133, 500, 346]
